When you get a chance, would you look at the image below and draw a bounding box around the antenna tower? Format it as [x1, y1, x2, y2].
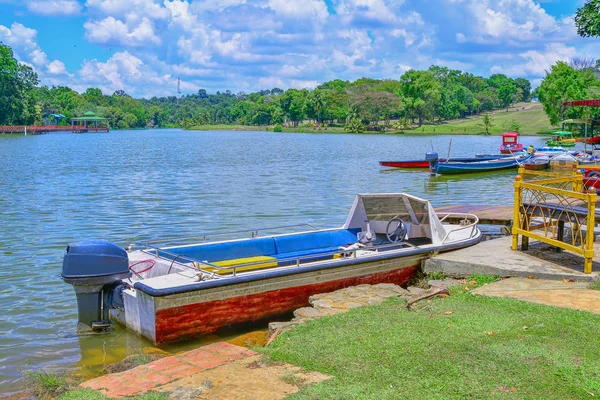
[177, 78, 181, 97]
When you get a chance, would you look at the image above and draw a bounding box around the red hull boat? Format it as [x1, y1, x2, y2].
[379, 160, 430, 168]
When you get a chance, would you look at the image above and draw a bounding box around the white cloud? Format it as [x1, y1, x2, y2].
[47, 60, 67, 74]
[0, 22, 49, 67]
[0, 0, 589, 96]
[491, 43, 577, 76]
[84, 16, 161, 46]
[25, 0, 81, 15]
[391, 29, 417, 47]
[267, 0, 329, 23]
[450, 0, 558, 43]
[85, 0, 170, 20]
[76, 51, 189, 96]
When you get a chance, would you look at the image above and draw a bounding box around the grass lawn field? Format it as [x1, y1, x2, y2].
[188, 102, 557, 136]
[400, 102, 556, 136]
[262, 276, 600, 399]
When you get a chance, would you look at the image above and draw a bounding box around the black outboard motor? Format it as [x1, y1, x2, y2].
[425, 152, 439, 175]
[61, 240, 131, 333]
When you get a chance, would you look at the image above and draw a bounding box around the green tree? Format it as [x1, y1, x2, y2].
[537, 61, 596, 124]
[575, 0, 600, 37]
[400, 70, 441, 126]
[479, 114, 494, 135]
[514, 78, 532, 101]
[344, 117, 364, 133]
[499, 84, 517, 111]
[307, 90, 325, 123]
[0, 43, 39, 124]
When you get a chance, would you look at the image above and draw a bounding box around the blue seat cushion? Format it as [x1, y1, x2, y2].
[160, 237, 277, 262]
[274, 229, 359, 263]
[276, 246, 342, 264]
[274, 229, 358, 254]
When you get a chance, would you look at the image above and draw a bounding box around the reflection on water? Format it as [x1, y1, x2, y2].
[0, 130, 560, 392]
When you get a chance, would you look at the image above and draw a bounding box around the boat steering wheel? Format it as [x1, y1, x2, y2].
[386, 218, 407, 243]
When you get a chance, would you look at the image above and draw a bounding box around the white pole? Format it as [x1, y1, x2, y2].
[24, 126, 27, 136]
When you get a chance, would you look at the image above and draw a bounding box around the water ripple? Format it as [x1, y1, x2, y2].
[0, 129, 552, 392]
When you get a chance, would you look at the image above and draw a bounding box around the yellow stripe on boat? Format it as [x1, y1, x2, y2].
[195, 256, 278, 275]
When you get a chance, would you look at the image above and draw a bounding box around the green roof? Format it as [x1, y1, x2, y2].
[71, 111, 108, 121]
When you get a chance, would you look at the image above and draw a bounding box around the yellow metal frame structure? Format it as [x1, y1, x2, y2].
[512, 166, 597, 273]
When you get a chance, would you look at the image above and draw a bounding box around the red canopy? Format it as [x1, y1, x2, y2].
[562, 99, 600, 107]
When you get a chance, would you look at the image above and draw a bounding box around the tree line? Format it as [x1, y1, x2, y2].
[1, 42, 531, 131]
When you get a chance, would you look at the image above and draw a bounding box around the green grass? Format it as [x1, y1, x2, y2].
[588, 279, 600, 291]
[187, 103, 556, 136]
[28, 370, 69, 396]
[262, 277, 600, 399]
[187, 124, 271, 131]
[400, 102, 556, 136]
[57, 389, 167, 400]
[425, 271, 447, 281]
[25, 370, 168, 400]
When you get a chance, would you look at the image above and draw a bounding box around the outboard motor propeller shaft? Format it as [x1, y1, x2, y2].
[61, 240, 131, 333]
[425, 152, 439, 175]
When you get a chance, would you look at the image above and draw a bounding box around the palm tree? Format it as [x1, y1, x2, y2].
[310, 91, 325, 123]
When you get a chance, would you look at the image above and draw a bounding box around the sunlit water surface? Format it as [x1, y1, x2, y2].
[0, 129, 557, 392]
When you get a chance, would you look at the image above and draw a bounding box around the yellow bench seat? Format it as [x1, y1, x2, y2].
[194, 256, 279, 275]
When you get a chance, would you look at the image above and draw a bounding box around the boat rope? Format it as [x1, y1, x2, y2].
[129, 259, 155, 275]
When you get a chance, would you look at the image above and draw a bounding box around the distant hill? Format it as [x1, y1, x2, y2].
[400, 102, 556, 136]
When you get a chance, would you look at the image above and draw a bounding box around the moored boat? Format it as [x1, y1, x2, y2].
[534, 146, 568, 156]
[427, 152, 531, 175]
[379, 155, 512, 169]
[500, 132, 523, 154]
[379, 160, 430, 168]
[523, 156, 550, 170]
[61, 193, 481, 344]
[549, 153, 577, 170]
[546, 131, 576, 147]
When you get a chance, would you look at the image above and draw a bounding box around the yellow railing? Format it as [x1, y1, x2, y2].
[512, 166, 597, 273]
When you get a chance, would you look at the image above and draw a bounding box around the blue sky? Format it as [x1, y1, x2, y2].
[0, 0, 593, 98]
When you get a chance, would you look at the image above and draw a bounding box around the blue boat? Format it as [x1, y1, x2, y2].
[427, 152, 531, 175]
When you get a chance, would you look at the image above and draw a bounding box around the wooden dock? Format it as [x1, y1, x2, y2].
[436, 204, 514, 226]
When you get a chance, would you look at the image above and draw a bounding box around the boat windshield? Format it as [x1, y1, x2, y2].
[343, 193, 446, 245]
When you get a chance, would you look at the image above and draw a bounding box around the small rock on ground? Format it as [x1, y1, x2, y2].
[428, 279, 463, 289]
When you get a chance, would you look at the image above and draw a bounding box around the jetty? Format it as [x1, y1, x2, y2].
[436, 204, 513, 227]
[0, 125, 71, 134]
[0, 111, 110, 134]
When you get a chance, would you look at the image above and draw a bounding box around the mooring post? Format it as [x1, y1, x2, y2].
[584, 192, 597, 274]
[511, 175, 523, 251]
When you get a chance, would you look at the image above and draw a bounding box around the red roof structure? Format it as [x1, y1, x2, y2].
[562, 99, 600, 107]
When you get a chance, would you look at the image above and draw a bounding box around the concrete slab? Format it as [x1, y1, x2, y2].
[425, 236, 600, 282]
[473, 278, 600, 314]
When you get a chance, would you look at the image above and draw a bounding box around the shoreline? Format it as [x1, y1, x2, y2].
[185, 125, 554, 136]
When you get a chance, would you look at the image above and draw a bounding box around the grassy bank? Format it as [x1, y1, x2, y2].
[188, 102, 557, 136]
[401, 102, 556, 136]
[262, 277, 600, 399]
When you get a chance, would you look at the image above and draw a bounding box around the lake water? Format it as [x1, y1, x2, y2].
[0, 129, 554, 392]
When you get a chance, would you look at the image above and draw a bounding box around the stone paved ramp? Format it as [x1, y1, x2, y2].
[269, 283, 426, 334]
[81, 342, 329, 399]
[473, 278, 600, 314]
[425, 236, 600, 281]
